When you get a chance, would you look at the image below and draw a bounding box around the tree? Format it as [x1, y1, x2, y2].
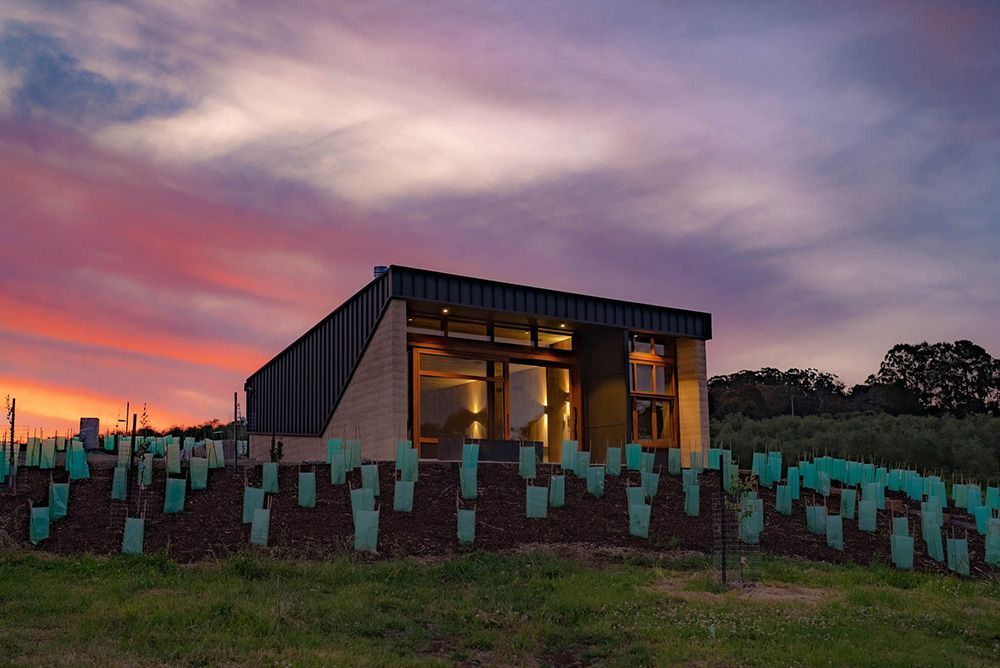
[868, 341, 1000, 416]
[709, 368, 852, 418]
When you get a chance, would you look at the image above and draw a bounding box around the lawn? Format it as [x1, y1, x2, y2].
[0, 548, 997, 667]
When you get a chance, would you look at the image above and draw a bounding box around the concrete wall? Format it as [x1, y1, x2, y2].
[578, 327, 629, 464]
[676, 337, 710, 468]
[249, 299, 408, 462]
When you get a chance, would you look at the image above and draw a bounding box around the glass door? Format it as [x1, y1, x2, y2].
[508, 364, 573, 463]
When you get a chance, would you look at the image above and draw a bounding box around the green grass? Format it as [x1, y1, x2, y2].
[0, 549, 998, 666]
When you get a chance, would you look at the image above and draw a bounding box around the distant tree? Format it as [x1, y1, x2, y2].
[709, 368, 851, 418]
[868, 341, 1000, 416]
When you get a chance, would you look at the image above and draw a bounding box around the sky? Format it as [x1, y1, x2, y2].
[1, 1, 998, 434]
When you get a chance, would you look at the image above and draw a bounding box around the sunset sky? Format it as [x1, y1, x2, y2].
[1, 1, 998, 434]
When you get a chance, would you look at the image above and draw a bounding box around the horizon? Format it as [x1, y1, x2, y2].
[2, 2, 998, 432]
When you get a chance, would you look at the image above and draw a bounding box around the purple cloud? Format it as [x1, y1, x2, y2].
[0, 1, 998, 430]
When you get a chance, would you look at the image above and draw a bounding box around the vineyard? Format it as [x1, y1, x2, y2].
[2, 439, 998, 579]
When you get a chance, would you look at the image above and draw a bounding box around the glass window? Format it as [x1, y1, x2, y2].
[508, 365, 571, 460]
[420, 354, 489, 377]
[419, 377, 491, 440]
[655, 366, 674, 395]
[538, 329, 573, 350]
[631, 334, 671, 356]
[635, 398, 653, 441]
[509, 364, 546, 442]
[407, 315, 443, 336]
[634, 363, 653, 393]
[633, 397, 675, 445]
[655, 399, 674, 442]
[631, 335, 652, 354]
[448, 319, 489, 341]
[494, 325, 532, 346]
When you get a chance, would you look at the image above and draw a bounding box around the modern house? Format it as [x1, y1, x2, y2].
[245, 266, 711, 466]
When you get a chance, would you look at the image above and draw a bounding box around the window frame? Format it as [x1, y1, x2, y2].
[627, 333, 679, 448]
[409, 340, 580, 458]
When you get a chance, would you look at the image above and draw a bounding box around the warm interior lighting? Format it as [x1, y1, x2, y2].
[441, 308, 449, 314]
[559, 323, 566, 328]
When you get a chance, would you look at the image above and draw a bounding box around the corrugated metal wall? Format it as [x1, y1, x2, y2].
[246, 272, 391, 436]
[246, 266, 711, 436]
[389, 266, 711, 339]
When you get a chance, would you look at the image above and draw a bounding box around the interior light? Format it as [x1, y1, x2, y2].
[559, 323, 566, 328]
[441, 308, 449, 314]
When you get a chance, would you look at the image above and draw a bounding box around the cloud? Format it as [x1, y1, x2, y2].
[0, 0, 998, 430]
[0, 21, 186, 127]
[94, 48, 623, 205]
[0, 124, 417, 428]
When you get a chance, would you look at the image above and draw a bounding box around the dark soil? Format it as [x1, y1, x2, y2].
[1, 458, 997, 578]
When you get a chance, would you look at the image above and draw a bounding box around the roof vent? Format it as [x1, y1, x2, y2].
[373, 265, 388, 279]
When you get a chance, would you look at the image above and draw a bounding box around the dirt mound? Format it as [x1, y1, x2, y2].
[1, 461, 996, 578]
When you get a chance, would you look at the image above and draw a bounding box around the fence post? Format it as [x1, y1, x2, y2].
[720, 461, 727, 586]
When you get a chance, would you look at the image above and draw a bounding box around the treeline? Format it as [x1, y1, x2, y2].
[709, 340, 1000, 419]
[711, 413, 1000, 484]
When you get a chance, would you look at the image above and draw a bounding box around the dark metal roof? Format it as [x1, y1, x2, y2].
[246, 265, 711, 435]
[389, 265, 712, 339]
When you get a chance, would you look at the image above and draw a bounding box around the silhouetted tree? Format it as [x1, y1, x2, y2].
[709, 367, 852, 418]
[710, 340, 999, 419]
[868, 341, 1000, 416]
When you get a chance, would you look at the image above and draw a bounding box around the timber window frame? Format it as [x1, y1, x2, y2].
[628, 333, 679, 448]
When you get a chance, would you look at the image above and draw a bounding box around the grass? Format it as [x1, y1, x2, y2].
[0, 549, 998, 666]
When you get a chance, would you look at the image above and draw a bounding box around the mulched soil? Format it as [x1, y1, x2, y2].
[1, 457, 997, 578]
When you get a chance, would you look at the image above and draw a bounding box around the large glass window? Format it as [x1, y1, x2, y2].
[417, 354, 503, 442]
[509, 364, 572, 462]
[628, 332, 677, 448]
[419, 377, 492, 440]
[413, 348, 576, 460]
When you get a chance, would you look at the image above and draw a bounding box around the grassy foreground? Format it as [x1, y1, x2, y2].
[0, 549, 998, 667]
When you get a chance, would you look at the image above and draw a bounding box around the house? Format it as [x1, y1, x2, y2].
[245, 266, 711, 465]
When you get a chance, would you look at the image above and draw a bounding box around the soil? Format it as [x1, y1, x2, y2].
[1, 459, 997, 579]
